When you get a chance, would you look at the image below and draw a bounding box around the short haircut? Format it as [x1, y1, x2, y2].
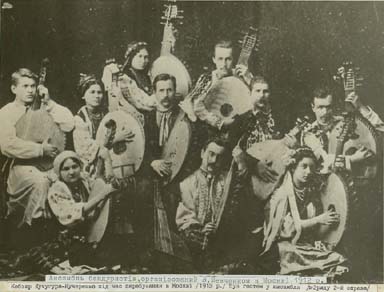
[202, 136, 228, 152]
[152, 73, 176, 91]
[312, 86, 333, 104]
[11, 68, 38, 86]
[250, 75, 268, 89]
[214, 40, 233, 56]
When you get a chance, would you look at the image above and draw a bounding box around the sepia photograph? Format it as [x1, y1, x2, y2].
[0, 0, 383, 285]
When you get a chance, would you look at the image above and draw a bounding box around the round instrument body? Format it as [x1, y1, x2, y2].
[16, 109, 66, 170]
[318, 172, 350, 250]
[150, 54, 192, 98]
[328, 115, 380, 182]
[96, 110, 145, 178]
[247, 139, 289, 201]
[204, 76, 252, 119]
[161, 112, 192, 184]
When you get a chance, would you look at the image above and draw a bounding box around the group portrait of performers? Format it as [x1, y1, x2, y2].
[0, 4, 383, 283]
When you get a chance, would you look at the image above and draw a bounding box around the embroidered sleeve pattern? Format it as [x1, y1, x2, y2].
[73, 115, 100, 167]
[48, 182, 85, 227]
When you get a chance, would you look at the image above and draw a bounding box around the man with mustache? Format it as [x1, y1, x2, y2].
[0, 68, 74, 250]
[180, 40, 252, 130]
[301, 85, 384, 282]
[175, 137, 228, 271]
[147, 73, 181, 178]
[220, 76, 285, 242]
[301, 86, 383, 173]
[228, 76, 279, 183]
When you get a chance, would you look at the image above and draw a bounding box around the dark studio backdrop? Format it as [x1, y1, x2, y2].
[1, 0, 384, 129]
[0, 0, 383, 281]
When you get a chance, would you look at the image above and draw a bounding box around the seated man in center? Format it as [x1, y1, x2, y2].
[175, 137, 228, 272]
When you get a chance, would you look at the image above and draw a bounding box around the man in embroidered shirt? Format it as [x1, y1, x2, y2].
[175, 137, 227, 270]
[0, 68, 74, 249]
[180, 40, 252, 130]
[221, 75, 289, 244]
[228, 76, 280, 182]
[301, 86, 383, 173]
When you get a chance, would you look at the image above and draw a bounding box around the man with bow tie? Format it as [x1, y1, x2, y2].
[0, 68, 74, 250]
[147, 73, 181, 178]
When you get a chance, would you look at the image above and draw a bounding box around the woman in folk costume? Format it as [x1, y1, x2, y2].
[48, 151, 113, 230]
[123, 42, 153, 97]
[48, 150, 145, 269]
[47, 151, 118, 264]
[73, 75, 146, 268]
[73, 74, 134, 177]
[102, 41, 157, 114]
[262, 147, 346, 277]
[0, 151, 115, 275]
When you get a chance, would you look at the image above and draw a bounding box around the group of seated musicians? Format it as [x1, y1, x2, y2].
[0, 39, 383, 276]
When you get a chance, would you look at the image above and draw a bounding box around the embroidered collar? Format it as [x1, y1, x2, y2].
[86, 107, 103, 119]
[253, 108, 272, 118]
[311, 116, 342, 133]
[199, 168, 215, 180]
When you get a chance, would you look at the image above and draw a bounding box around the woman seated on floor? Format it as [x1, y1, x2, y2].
[262, 147, 347, 278]
[47, 150, 119, 266]
[1, 150, 117, 275]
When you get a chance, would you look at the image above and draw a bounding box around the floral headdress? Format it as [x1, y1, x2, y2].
[78, 73, 99, 97]
[124, 41, 149, 69]
[282, 146, 320, 171]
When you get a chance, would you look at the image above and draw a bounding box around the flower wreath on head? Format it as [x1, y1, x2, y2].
[77, 73, 100, 98]
[282, 146, 318, 168]
[79, 73, 97, 86]
[124, 41, 148, 60]
[282, 146, 325, 192]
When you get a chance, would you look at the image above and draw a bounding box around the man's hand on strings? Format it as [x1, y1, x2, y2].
[235, 64, 252, 85]
[202, 222, 216, 235]
[113, 128, 135, 144]
[345, 91, 363, 110]
[345, 91, 373, 117]
[37, 85, 50, 104]
[255, 160, 278, 183]
[42, 137, 58, 158]
[151, 159, 172, 177]
[234, 64, 249, 78]
[349, 146, 373, 164]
